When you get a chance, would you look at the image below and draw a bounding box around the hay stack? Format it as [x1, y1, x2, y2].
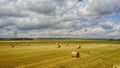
[71, 51, 80, 58]
[76, 45, 81, 49]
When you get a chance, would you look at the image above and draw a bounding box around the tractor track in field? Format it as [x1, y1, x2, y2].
[0, 52, 64, 61]
[15, 56, 74, 68]
[83, 48, 120, 68]
[0, 51, 70, 68]
[15, 47, 120, 68]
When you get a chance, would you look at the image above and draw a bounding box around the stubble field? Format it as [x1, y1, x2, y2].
[0, 40, 120, 68]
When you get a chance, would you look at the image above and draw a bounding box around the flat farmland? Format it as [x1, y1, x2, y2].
[0, 40, 120, 68]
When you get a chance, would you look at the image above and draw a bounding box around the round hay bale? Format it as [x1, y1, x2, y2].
[76, 45, 81, 49]
[57, 45, 61, 48]
[28, 44, 30, 46]
[66, 43, 69, 46]
[56, 42, 59, 45]
[11, 45, 14, 48]
[71, 51, 80, 58]
[113, 65, 120, 68]
[10, 44, 12, 46]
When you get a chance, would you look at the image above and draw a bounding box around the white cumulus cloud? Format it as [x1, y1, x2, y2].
[0, 0, 120, 39]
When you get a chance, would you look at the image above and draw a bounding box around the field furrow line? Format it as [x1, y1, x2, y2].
[83, 48, 120, 68]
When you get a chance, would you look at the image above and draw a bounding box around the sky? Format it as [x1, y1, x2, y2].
[0, 0, 120, 39]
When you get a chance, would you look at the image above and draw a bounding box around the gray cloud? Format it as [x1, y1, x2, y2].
[0, 0, 27, 17]
[0, 25, 17, 38]
[0, 0, 120, 38]
[25, 0, 56, 15]
[78, 0, 120, 17]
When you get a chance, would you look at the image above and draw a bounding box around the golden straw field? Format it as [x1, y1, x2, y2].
[0, 40, 120, 68]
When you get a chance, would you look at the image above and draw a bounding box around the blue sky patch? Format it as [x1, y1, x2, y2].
[78, 0, 83, 2]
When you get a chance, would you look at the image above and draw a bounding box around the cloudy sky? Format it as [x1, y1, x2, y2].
[0, 0, 120, 39]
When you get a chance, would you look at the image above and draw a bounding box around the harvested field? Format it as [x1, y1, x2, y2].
[0, 40, 120, 68]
